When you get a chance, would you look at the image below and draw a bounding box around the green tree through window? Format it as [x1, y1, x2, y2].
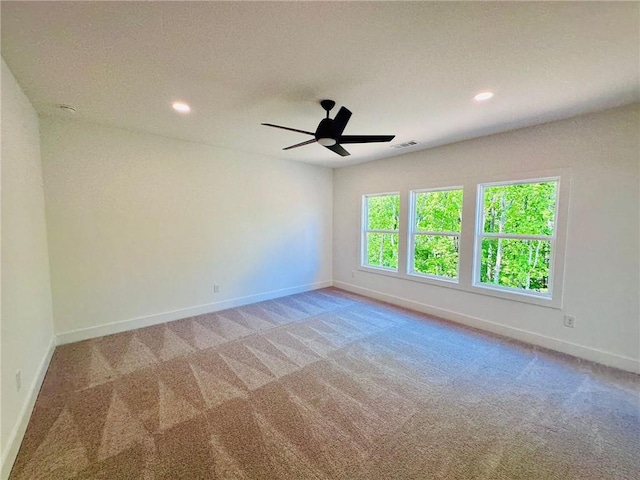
[477, 179, 558, 294]
[410, 188, 463, 279]
[363, 194, 400, 269]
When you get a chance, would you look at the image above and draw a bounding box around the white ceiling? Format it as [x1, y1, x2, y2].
[2, 1, 638, 168]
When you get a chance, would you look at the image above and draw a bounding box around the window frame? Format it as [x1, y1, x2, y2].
[472, 176, 561, 301]
[361, 192, 401, 272]
[356, 170, 569, 309]
[408, 186, 464, 283]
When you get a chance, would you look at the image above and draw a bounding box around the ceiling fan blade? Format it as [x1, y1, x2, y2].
[339, 135, 395, 144]
[333, 107, 352, 136]
[261, 123, 315, 136]
[283, 139, 316, 150]
[325, 144, 350, 156]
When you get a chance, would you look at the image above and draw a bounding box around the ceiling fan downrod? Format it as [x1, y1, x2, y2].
[320, 99, 335, 118]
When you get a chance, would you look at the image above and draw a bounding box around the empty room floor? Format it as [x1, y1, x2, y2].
[9, 288, 640, 479]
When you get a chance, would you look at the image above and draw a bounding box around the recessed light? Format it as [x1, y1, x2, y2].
[172, 102, 191, 113]
[473, 91, 494, 102]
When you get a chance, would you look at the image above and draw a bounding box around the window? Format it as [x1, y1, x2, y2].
[409, 188, 463, 280]
[474, 178, 559, 297]
[358, 172, 566, 307]
[362, 193, 400, 270]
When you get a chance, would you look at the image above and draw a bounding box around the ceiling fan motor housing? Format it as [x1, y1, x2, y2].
[315, 118, 335, 141]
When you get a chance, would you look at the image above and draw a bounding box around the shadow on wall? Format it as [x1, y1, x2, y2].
[229, 216, 326, 298]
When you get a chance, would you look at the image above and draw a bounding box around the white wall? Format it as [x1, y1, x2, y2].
[40, 117, 333, 341]
[333, 104, 640, 372]
[1, 58, 55, 476]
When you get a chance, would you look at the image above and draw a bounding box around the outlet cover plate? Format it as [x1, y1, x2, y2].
[564, 315, 576, 328]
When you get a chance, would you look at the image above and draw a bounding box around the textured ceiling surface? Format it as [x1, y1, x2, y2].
[2, 1, 638, 167]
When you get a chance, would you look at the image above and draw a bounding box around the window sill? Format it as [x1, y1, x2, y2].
[407, 272, 459, 285]
[357, 266, 562, 310]
[469, 283, 560, 309]
[359, 265, 399, 279]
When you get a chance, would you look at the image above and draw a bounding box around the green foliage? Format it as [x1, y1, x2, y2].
[415, 190, 463, 232]
[413, 235, 459, 278]
[367, 195, 400, 230]
[480, 180, 557, 293]
[366, 233, 399, 268]
[365, 195, 400, 269]
[480, 239, 551, 292]
[483, 181, 556, 235]
[411, 189, 462, 278]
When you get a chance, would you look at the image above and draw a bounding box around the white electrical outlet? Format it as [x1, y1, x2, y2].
[16, 370, 22, 391]
[214, 284, 220, 293]
[564, 315, 576, 328]
[351, 270, 355, 278]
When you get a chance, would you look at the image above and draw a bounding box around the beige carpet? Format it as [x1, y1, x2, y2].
[10, 288, 640, 479]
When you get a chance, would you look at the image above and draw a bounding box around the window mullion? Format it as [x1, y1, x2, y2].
[414, 231, 460, 237]
[480, 232, 555, 241]
[366, 229, 399, 234]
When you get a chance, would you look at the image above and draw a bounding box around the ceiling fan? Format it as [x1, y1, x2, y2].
[262, 100, 395, 157]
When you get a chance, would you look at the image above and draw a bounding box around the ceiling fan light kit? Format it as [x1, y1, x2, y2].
[317, 137, 337, 147]
[262, 100, 395, 157]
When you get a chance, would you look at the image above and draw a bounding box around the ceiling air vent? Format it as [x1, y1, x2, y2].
[392, 141, 417, 149]
[57, 104, 77, 114]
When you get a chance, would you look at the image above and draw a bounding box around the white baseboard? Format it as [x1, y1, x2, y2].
[56, 280, 333, 345]
[1, 336, 56, 480]
[334, 281, 640, 374]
